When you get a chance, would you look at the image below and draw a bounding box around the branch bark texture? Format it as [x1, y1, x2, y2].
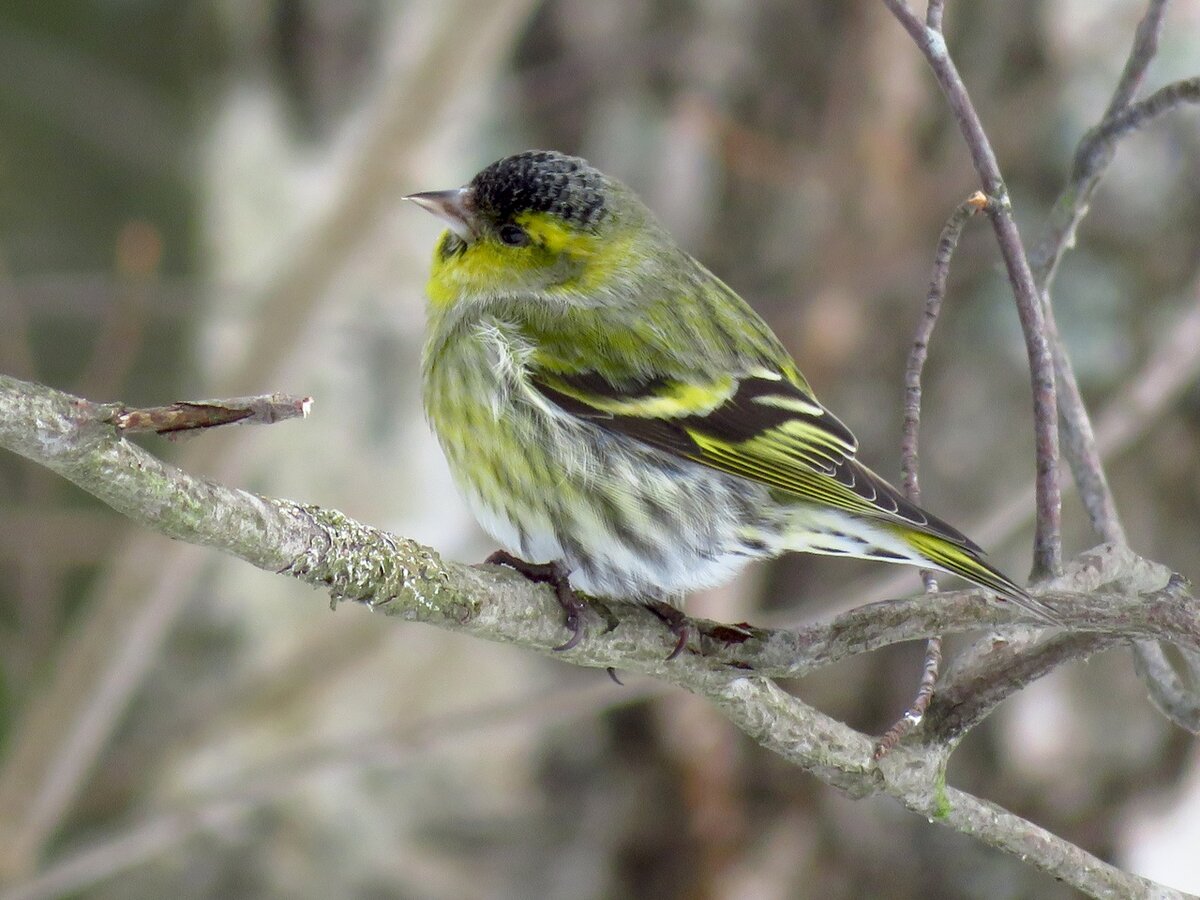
[1, 374, 1195, 898]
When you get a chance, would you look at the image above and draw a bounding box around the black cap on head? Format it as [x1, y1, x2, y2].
[469, 151, 608, 229]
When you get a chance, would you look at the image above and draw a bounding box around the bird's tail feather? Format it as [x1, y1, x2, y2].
[780, 509, 1061, 625]
[897, 527, 1061, 625]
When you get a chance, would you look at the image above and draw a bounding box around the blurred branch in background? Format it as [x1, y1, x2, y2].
[1016, 0, 1200, 731]
[3, 679, 667, 900]
[0, 0, 538, 880]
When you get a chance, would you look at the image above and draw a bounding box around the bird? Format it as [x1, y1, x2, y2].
[406, 149, 1058, 652]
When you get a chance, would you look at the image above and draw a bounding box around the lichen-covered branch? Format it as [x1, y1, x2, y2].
[2, 373, 1196, 898]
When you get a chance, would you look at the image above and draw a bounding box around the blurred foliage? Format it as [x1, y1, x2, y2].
[0, 0, 1198, 898]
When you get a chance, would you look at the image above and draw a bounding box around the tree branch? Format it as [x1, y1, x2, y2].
[1104, 0, 1171, 118]
[882, 0, 1062, 577]
[1028, 70, 1200, 546]
[1017, 0, 1200, 731]
[104, 394, 312, 435]
[883, 0, 1200, 739]
[1, 373, 1196, 897]
[875, 192, 989, 758]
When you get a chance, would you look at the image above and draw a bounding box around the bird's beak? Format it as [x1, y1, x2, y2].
[403, 187, 476, 241]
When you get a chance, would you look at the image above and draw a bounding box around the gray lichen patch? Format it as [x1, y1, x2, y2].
[282, 504, 465, 624]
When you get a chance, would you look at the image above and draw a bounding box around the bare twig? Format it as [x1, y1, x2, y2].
[1027, 10, 1198, 543]
[1031, 75, 1200, 338]
[925, 576, 1193, 745]
[924, 0, 945, 32]
[929, 633, 1116, 746]
[1131, 639, 1200, 734]
[1030, 79, 1199, 542]
[875, 192, 988, 759]
[881, 5, 1200, 737]
[1017, 0, 1200, 731]
[882, 0, 1062, 577]
[898, 192, 990, 522]
[840, 279, 1200, 617]
[1105, 0, 1171, 118]
[874, 637, 943, 760]
[1085, 77, 1200, 173]
[1045, 308, 1128, 545]
[106, 394, 312, 436]
[1029, 81, 1200, 543]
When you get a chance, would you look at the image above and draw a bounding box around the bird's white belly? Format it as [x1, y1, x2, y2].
[455, 457, 771, 604]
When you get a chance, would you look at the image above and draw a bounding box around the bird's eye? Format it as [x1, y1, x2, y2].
[498, 224, 530, 247]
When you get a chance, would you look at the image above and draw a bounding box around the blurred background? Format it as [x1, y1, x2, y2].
[0, 0, 1198, 897]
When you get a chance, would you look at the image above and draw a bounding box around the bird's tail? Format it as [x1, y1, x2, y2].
[895, 526, 1061, 626]
[781, 507, 1061, 625]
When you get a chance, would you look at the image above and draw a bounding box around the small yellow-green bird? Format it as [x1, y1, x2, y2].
[408, 150, 1057, 649]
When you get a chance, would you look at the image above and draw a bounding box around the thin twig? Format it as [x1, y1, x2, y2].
[928, 634, 1116, 746]
[1027, 17, 1196, 543]
[839, 272, 1200, 619]
[1019, 0, 1199, 730]
[1105, 0, 1171, 118]
[925, 576, 1194, 745]
[875, 192, 988, 759]
[882, 0, 1062, 577]
[1084, 77, 1200, 174]
[1033, 76, 1200, 294]
[1132, 639, 1200, 734]
[924, 0, 945, 32]
[899, 192, 991, 519]
[105, 394, 312, 436]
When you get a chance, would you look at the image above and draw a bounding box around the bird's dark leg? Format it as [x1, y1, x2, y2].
[645, 599, 690, 661]
[484, 550, 586, 651]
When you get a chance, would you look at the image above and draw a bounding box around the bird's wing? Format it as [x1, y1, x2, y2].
[529, 365, 980, 551]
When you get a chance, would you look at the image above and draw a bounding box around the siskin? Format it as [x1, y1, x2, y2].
[407, 150, 1058, 648]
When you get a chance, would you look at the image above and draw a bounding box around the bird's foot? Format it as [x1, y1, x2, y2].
[645, 600, 691, 661]
[484, 550, 586, 651]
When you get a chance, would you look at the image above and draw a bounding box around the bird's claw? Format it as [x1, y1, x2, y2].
[483, 550, 586, 651]
[646, 600, 690, 660]
[552, 584, 588, 651]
